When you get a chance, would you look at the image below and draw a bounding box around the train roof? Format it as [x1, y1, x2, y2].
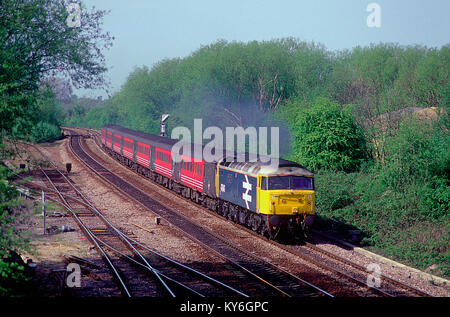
[103, 124, 179, 149]
[219, 153, 313, 177]
[102, 124, 314, 177]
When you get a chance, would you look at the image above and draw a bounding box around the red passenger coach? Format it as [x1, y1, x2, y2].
[113, 133, 121, 153]
[180, 155, 204, 191]
[137, 142, 150, 168]
[123, 137, 134, 160]
[155, 147, 172, 178]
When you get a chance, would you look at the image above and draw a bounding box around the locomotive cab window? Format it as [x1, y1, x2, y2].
[261, 176, 314, 190]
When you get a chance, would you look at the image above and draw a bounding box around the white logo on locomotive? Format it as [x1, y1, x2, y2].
[242, 175, 252, 209]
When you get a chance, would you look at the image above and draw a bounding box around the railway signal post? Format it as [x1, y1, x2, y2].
[160, 114, 170, 137]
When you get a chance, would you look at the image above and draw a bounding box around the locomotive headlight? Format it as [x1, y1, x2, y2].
[293, 208, 298, 214]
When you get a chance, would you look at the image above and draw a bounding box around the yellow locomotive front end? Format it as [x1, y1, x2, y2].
[257, 172, 315, 238]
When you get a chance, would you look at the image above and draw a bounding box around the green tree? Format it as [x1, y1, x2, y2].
[291, 97, 367, 171]
[0, 0, 113, 135]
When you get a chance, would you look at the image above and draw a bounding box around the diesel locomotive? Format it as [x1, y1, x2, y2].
[100, 124, 315, 240]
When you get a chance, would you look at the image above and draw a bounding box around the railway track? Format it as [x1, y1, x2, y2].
[30, 145, 252, 297]
[304, 233, 435, 297]
[76, 127, 436, 298]
[65, 129, 334, 297]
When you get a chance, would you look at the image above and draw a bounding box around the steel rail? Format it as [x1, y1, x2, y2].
[40, 165, 210, 298]
[92, 236, 206, 297]
[39, 146, 177, 297]
[39, 167, 132, 297]
[127, 237, 250, 297]
[307, 232, 436, 297]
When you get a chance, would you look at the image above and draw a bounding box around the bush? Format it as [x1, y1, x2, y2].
[0, 255, 29, 296]
[290, 97, 367, 172]
[29, 122, 62, 143]
[422, 176, 450, 219]
[381, 118, 433, 190]
[381, 117, 449, 219]
[0, 166, 32, 295]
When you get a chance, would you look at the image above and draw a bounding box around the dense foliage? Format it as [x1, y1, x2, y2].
[0, 0, 112, 141]
[283, 97, 367, 172]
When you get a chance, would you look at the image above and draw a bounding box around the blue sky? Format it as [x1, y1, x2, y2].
[78, 0, 450, 97]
